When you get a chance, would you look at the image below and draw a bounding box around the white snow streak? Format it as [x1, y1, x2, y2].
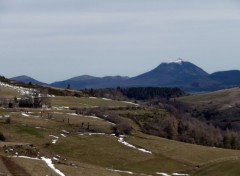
[53, 157, 59, 161]
[107, 168, 133, 175]
[102, 98, 111, 101]
[60, 134, 67, 137]
[49, 135, 59, 139]
[138, 148, 152, 154]
[21, 113, 30, 117]
[156, 173, 189, 176]
[67, 113, 78, 116]
[121, 101, 139, 106]
[52, 139, 58, 144]
[13, 155, 40, 160]
[61, 130, 70, 134]
[172, 174, 189, 176]
[49, 135, 59, 144]
[82, 115, 102, 120]
[156, 173, 171, 176]
[118, 137, 136, 148]
[79, 133, 106, 136]
[12, 156, 65, 176]
[89, 97, 97, 99]
[41, 157, 65, 176]
[118, 137, 152, 154]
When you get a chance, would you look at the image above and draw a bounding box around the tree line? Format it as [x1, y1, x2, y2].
[83, 87, 185, 100]
[129, 98, 240, 149]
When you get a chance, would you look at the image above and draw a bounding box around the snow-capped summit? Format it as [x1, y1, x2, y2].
[167, 58, 184, 64]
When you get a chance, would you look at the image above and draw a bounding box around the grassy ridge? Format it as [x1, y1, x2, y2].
[179, 87, 240, 106]
[193, 160, 240, 176]
[51, 96, 131, 108]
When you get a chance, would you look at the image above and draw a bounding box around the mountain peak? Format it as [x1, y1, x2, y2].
[11, 75, 46, 85]
[129, 59, 209, 88]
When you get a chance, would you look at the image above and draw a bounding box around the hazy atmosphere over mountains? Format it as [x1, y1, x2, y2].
[11, 59, 240, 92]
[1, 0, 240, 83]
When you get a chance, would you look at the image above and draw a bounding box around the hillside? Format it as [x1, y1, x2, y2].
[1, 80, 240, 175]
[179, 87, 240, 109]
[179, 87, 240, 133]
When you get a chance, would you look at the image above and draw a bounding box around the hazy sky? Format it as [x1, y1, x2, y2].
[1, 0, 240, 83]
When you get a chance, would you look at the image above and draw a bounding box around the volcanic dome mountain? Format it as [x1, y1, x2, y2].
[125, 59, 209, 87]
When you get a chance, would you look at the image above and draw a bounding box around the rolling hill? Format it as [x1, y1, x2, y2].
[209, 70, 240, 87]
[51, 75, 129, 89]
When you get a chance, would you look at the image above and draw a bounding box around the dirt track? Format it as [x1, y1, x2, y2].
[1, 156, 30, 176]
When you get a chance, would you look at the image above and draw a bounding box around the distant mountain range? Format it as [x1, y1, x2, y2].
[10, 59, 240, 92]
[51, 75, 129, 89]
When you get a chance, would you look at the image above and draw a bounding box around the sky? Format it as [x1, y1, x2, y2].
[0, 0, 240, 83]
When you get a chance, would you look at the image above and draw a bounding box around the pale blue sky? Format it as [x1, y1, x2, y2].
[0, 0, 240, 83]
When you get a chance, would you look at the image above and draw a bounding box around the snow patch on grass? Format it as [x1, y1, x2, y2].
[60, 134, 67, 138]
[12, 155, 65, 176]
[118, 137, 152, 154]
[156, 173, 189, 176]
[107, 168, 134, 175]
[102, 98, 111, 101]
[13, 155, 40, 160]
[49, 135, 59, 139]
[118, 137, 136, 148]
[138, 148, 152, 154]
[83, 115, 101, 119]
[121, 101, 139, 106]
[21, 113, 30, 117]
[79, 133, 106, 136]
[49, 135, 59, 144]
[61, 130, 70, 134]
[67, 113, 78, 116]
[41, 157, 65, 176]
[172, 173, 189, 176]
[156, 173, 171, 176]
[89, 97, 97, 99]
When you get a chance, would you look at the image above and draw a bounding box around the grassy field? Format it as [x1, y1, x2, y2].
[51, 96, 132, 108]
[0, 85, 20, 98]
[1, 108, 240, 175]
[127, 133, 240, 164]
[179, 87, 240, 107]
[192, 160, 240, 176]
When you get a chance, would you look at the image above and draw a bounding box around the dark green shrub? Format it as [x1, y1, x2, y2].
[0, 132, 6, 141]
